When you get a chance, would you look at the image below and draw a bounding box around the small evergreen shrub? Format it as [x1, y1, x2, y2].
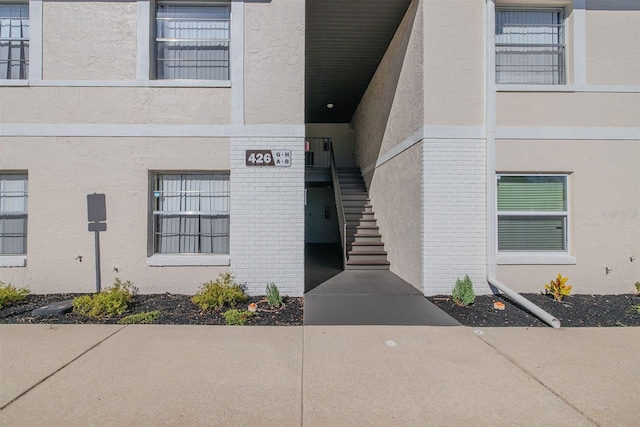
[73, 278, 137, 318]
[118, 310, 161, 325]
[266, 282, 282, 308]
[545, 273, 571, 302]
[223, 309, 253, 325]
[192, 273, 247, 311]
[635, 281, 640, 294]
[0, 282, 29, 309]
[452, 275, 475, 307]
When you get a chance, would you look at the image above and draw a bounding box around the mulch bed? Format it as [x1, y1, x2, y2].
[428, 293, 640, 328]
[1, 292, 639, 327]
[0, 294, 304, 326]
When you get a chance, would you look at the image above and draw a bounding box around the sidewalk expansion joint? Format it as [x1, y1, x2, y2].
[475, 334, 601, 427]
[0, 325, 128, 411]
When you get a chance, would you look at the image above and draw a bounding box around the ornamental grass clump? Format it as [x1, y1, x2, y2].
[73, 278, 137, 318]
[266, 282, 282, 308]
[0, 281, 29, 309]
[192, 273, 247, 311]
[452, 275, 475, 307]
[545, 273, 571, 302]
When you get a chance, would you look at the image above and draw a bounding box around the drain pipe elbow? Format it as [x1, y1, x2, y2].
[487, 276, 561, 329]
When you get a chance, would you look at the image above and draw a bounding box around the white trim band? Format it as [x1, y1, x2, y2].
[0, 256, 27, 267]
[147, 254, 230, 267]
[0, 80, 232, 88]
[496, 126, 640, 140]
[496, 84, 640, 93]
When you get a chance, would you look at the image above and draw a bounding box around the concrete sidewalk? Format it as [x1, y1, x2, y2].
[1, 325, 638, 426]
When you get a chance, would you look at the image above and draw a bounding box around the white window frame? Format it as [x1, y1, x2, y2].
[495, 7, 567, 85]
[153, 1, 231, 81]
[495, 174, 576, 265]
[147, 172, 230, 267]
[0, 173, 28, 266]
[0, 2, 29, 80]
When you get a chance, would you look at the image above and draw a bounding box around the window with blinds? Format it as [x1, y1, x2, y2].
[497, 175, 568, 251]
[0, 174, 28, 255]
[495, 8, 565, 85]
[155, 2, 230, 80]
[152, 173, 230, 254]
[0, 3, 29, 80]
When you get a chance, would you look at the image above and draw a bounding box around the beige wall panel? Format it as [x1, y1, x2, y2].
[365, 144, 423, 289]
[586, 10, 640, 85]
[43, 1, 137, 80]
[0, 137, 231, 294]
[423, 0, 484, 126]
[305, 123, 353, 168]
[0, 87, 231, 124]
[244, 0, 304, 124]
[352, 0, 423, 170]
[496, 139, 640, 294]
[496, 92, 640, 127]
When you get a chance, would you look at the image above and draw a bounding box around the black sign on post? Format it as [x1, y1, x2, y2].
[87, 194, 107, 293]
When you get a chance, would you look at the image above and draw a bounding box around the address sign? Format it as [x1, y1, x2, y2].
[245, 150, 291, 167]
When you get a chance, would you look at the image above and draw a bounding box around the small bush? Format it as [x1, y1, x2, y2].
[545, 273, 571, 302]
[266, 282, 282, 308]
[635, 282, 640, 294]
[118, 310, 161, 325]
[0, 282, 29, 309]
[73, 278, 137, 318]
[223, 309, 253, 325]
[452, 275, 475, 307]
[192, 273, 247, 311]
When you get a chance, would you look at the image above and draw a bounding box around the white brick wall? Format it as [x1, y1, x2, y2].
[230, 137, 305, 296]
[422, 139, 490, 295]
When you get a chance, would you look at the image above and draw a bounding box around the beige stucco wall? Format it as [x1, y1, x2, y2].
[0, 87, 231, 124]
[586, 9, 640, 86]
[352, 0, 423, 171]
[496, 92, 640, 127]
[43, 1, 137, 80]
[423, 0, 484, 126]
[244, 0, 304, 125]
[350, 0, 424, 289]
[366, 144, 423, 288]
[495, 139, 640, 294]
[0, 137, 231, 294]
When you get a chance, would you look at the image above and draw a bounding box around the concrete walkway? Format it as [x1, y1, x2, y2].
[305, 270, 460, 326]
[1, 325, 638, 426]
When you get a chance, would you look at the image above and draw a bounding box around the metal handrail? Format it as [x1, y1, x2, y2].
[329, 141, 347, 269]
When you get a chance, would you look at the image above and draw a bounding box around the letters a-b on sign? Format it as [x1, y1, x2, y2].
[245, 150, 291, 167]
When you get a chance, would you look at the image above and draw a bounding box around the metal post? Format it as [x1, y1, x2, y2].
[94, 231, 101, 293]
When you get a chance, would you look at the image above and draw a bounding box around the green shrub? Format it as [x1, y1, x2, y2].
[635, 282, 640, 294]
[73, 278, 137, 318]
[452, 275, 475, 307]
[0, 281, 29, 309]
[223, 309, 254, 325]
[266, 282, 282, 308]
[191, 273, 247, 311]
[545, 273, 571, 302]
[118, 310, 161, 325]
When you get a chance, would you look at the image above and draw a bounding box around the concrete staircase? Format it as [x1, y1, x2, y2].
[337, 168, 390, 270]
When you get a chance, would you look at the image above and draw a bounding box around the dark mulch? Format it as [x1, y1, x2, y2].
[0, 294, 303, 326]
[2, 292, 639, 327]
[428, 293, 640, 328]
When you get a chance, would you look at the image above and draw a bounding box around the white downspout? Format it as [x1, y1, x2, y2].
[484, 0, 560, 329]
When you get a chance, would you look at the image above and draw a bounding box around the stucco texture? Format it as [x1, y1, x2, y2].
[352, 0, 423, 172]
[496, 139, 640, 294]
[423, 0, 484, 127]
[0, 137, 231, 294]
[0, 87, 231, 124]
[366, 144, 423, 289]
[244, 0, 304, 124]
[496, 92, 640, 127]
[43, 1, 137, 80]
[586, 9, 640, 86]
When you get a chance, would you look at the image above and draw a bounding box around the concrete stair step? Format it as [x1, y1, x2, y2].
[345, 261, 390, 270]
[343, 200, 370, 207]
[347, 254, 389, 263]
[346, 212, 375, 221]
